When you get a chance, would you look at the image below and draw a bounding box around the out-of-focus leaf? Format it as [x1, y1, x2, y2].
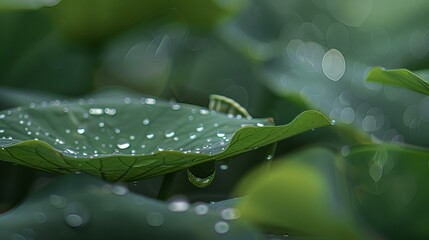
[367, 67, 429, 96]
[0, 90, 330, 182]
[345, 143, 429, 239]
[0, 174, 263, 240]
[0, 0, 60, 10]
[235, 148, 362, 239]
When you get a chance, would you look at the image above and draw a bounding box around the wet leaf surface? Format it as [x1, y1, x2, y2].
[0, 92, 330, 182]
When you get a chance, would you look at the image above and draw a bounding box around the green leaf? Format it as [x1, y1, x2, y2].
[0, 174, 263, 239]
[366, 67, 429, 96]
[344, 143, 429, 239]
[235, 148, 362, 239]
[0, 0, 60, 10]
[0, 92, 330, 182]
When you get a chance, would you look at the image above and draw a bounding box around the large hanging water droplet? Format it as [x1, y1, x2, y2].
[187, 169, 215, 188]
[117, 138, 130, 150]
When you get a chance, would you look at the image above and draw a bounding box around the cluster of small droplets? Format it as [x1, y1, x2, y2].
[0, 97, 268, 159]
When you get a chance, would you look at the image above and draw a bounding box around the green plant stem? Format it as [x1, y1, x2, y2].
[157, 172, 176, 200]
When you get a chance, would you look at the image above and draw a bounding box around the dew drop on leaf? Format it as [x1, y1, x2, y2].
[111, 184, 129, 195]
[196, 124, 204, 132]
[64, 214, 83, 227]
[142, 119, 150, 125]
[194, 204, 209, 215]
[164, 130, 175, 138]
[103, 108, 116, 116]
[146, 132, 155, 140]
[117, 139, 130, 150]
[88, 108, 103, 115]
[199, 109, 210, 115]
[220, 208, 241, 220]
[216, 131, 226, 138]
[168, 197, 190, 212]
[146, 212, 164, 227]
[77, 128, 85, 135]
[214, 221, 229, 234]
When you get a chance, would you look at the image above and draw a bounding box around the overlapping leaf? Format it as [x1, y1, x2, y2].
[367, 67, 429, 96]
[0, 174, 262, 240]
[0, 94, 330, 182]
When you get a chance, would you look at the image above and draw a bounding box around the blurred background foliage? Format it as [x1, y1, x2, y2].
[1, 0, 429, 239]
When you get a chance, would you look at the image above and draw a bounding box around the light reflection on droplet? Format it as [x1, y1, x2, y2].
[143, 119, 150, 125]
[168, 198, 190, 212]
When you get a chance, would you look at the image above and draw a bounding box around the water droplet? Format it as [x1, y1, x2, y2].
[164, 130, 175, 138]
[64, 214, 83, 227]
[114, 128, 121, 134]
[89, 108, 103, 115]
[256, 123, 264, 127]
[217, 131, 226, 138]
[199, 109, 210, 115]
[49, 195, 67, 208]
[168, 198, 190, 212]
[171, 103, 181, 110]
[99, 122, 105, 127]
[341, 145, 350, 157]
[266, 155, 273, 160]
[194, 204, 209, 215]
[0, 114, 5, 119]
[111, 184, 129, 195]
[189, 133, 197, 140]
[196, 124, 204, 132]
[34, 212, 47, 224]
[221, 208, 241, 220]
[104, 108, 117, 116]
[124, 97, 131, 104]
[117, 139, 130, 150]
[142, 119, 150, 125]
[144, 98, 156, 105]
[330, 119, 336, 125]
[146, 132, 155, 139]
[0, 129, 5, 133]
[65, 129, 71, 134]
[220, 164, 228, 170]
[129, 135, 135, 140]
[187, 169, 215, 188]
[146, 212, 164, 227]
[214, 221, 229, 234]
[77, 128, 85, 135]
